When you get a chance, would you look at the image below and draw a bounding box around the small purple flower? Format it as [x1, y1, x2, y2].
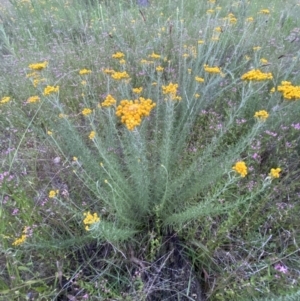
[274, 263, 288, 274]
[252, 153, 261, 162]
[12, 208, 19, 215]
[265, 130, 277, 137]
[291, 123, 300, 130]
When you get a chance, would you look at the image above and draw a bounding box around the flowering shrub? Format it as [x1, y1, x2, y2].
[1, 0, 300, 299]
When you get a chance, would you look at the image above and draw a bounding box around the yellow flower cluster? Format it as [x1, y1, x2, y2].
[111, 71, 130, 80]
[156, 66, 164, 72]
[162, 82, 181, 100]
[232, 161, 248, 177]
[204, 64, 221, 74]
[241, 69, 273, 81]
[112, 52, 125, 59]
[103, 68, 115, 74]
[12, 227, 30, 246]
[227, 13, 237, 24]
[12, 234, 27, 246]
[149, 52, 161, 59]
[82, 108, 92, 116]
[49, 190, 59, 198]
[253, 46, 261, 51]
[27, 96, 40, 103]
[28, 61, 48, 71]
[89, 131, 96, 140]
[116, 97, 156, 130]
[79, 68, 92, 75]
[254, 110, 269, 121]
[277, 81, 300, 100]
[33, 78, 46, 87]
[260, 58, 268, 64]
[83, 211, 100, 231]
[269, 168, 281, 179]
[44, 85, 59, 95]
[195, 76, 205, 83]
[132, 87, 143, 94]
[101, 94, 116, 107]
[26, 71, 39, 79]
[0, 96, 11, 104]
[259, 9, 270, 14]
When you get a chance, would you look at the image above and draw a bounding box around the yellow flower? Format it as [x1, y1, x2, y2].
[73, 156, 78, 161]
[195, 76, 204, 83]
[277, 81, 300, 100]
[228, 13, 237, 24]
[47, 130, 53, 136]
[198, 40, 204, 44]
[232, 161, 247, 177]
[119, 59, 126, 64]
[28, 61, 48, 71]
[83, 211, 100, 231]
[246, 17, 254, 22]
[241, 69, 273, 81]
[259, 9, 270, 14]
[116, 97, 156, 130]
[254, 110, 269, 121]
[12, 226, 31, 246]
[49, 190, 58, 198]
[103, 68, 115, 74]
[253, 46, 261, 51]
[132, 87, 143, 94]
[204, 64, 221, 74]
[195, 93, 200, 98]
[156, 66, 164, 72]
[89, 131, 96, 140]
[206, 9, 214, 13]
[81, 80, 87, 85]
[82, 108, 92, 116]
[0, 96, 11, 104]
[44, 85, 59, 95]
[12, 234, 27, 246]
[149, 52, 161, 59]
[112, 52, 125, 59]
[162, 82, 180, 100]
[27, 96, 40, 103]
[269, 168, 281, 179]
[79, 68, 92, 75]
[214, 27, 222, 32]
[26, 71, 39, 78]
[111, 71, 130, 80]
[101, 94, 116, 107]
[260, 58, 268, 64]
